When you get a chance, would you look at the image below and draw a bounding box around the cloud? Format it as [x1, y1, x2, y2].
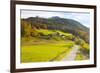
[21, 10, 65, 18]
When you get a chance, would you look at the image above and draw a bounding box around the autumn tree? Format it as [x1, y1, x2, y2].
[21, 20, 32, 37]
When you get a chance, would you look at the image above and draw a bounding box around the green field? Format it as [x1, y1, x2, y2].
[21, 40, 74, 63]
[21, 29, 75, 63]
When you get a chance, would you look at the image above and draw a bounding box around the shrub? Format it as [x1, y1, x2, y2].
[79, 43, 89, 55]
[31, 29, 39, 37]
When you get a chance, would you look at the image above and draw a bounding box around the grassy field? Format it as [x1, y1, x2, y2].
[36, 29, 72, 36]
[21, 38, 74, 63]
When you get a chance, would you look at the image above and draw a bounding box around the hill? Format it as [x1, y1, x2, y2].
[21, 16, 89, 43]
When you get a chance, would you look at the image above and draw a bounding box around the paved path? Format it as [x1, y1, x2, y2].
[61, 45, 79, 61]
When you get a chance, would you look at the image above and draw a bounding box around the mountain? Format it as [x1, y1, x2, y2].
[21, 16, 89, 43]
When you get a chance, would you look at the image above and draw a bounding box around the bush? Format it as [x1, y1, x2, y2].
[74, 37, 80, 45]
[75, 53, 83, 60]
[31, 29, 39, 37]
[80, 43, 89, 55]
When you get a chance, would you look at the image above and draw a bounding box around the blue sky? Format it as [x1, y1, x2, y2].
[21, 10, 90, 27]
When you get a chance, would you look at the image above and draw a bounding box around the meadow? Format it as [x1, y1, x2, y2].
[21, 40, 74, 62]
[21, 29, 75, 62]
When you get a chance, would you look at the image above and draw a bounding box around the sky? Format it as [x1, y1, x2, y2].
[21, 10, 90, 28]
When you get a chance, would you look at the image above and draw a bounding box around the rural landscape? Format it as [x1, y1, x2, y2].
[21, 10, 90, 63]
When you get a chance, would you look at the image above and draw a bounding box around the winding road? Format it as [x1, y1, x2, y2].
[61, 45, 79, 61]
